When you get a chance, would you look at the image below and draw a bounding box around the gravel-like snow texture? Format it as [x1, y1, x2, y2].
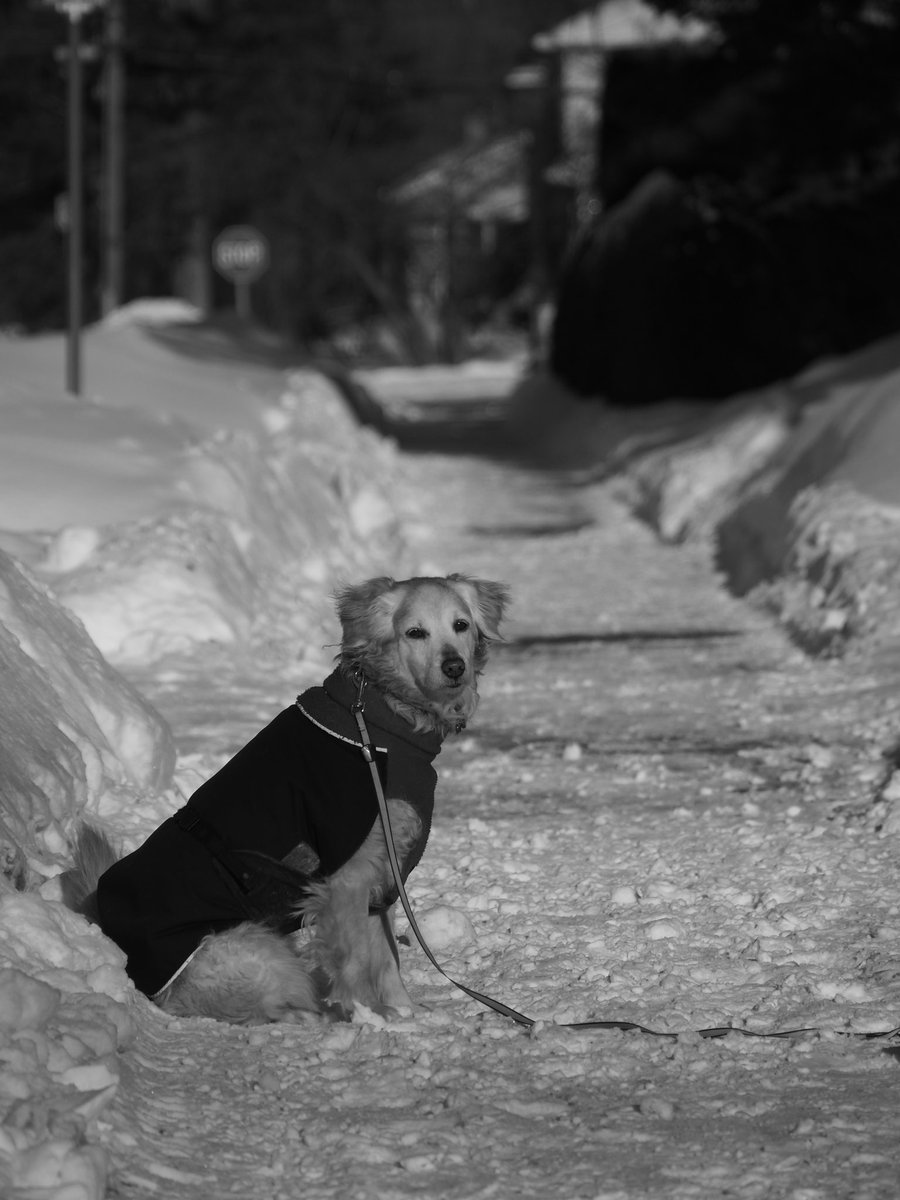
[94, 427, 900, 1200]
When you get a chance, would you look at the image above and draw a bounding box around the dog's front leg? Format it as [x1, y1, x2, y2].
[369, 906, 413, 1015]
[322, 904, 414, 1018]
[307, 801, 420, 1019]
[309, 866, 378, 1019]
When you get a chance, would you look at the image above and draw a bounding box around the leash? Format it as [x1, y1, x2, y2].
[351, 677, 535, 1027]
[350, 677, 899, 1045]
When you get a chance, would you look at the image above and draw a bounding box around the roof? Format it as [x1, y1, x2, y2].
[386, 132, 531, 223]
[533, 0, 710, 52]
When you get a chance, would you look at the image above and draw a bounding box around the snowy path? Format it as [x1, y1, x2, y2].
[99, 431, 900, 1199]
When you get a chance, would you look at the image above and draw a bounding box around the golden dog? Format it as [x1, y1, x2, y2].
[63, 574, 509, 1024]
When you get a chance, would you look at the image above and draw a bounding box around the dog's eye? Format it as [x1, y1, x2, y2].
[453, 619, 470, 633]
[405, 627, 428, 639]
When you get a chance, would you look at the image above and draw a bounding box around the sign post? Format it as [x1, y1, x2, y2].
[212, 225, 270, 321]
[47, 0, 107, 396]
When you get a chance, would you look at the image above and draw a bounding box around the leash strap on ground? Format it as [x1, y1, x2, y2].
[350, 682, 898, 1045]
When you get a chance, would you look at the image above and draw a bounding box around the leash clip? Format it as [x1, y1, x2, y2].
[351, 672, 376, 762]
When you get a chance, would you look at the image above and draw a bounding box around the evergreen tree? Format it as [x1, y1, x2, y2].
[0, 0, 577, 338]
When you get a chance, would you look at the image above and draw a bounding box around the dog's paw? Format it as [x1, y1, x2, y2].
[320, 997, 411, 1024]
[281, 1008, 330, 1027]
[348, 1001, 398, 1028]
[373, 1001, 413, 1021]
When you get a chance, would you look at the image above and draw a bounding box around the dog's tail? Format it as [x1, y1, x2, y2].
[59, 824, 119, 922]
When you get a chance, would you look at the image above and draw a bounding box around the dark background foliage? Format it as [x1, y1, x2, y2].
[551, 0, 900, 403]
[0, 0, 575, 335]
[4, 0, 900, 402]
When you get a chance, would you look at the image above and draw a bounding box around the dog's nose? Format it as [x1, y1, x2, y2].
[441, 656, 466, 681]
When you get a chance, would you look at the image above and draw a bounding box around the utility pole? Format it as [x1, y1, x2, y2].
[48, 0, 106, 396]
[101, 0, 124, 316]
[66, 9, 84, 393]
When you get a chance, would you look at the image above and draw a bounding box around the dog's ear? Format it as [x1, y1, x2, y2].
[446, 574, 510, 641]
[335, 576, 400, 655]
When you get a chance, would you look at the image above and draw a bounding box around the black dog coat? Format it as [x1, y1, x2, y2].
[96, 669, 442, 997]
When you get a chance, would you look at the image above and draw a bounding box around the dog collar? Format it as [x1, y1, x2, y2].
[296, 669, 443, 760]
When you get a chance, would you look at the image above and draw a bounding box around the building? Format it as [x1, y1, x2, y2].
[384, 0, 709, 359]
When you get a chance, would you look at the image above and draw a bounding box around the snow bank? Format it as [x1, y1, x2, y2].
[99, 297, 203, 330]
[356, 359, 524, 404]
[620, 394, 794, 542]
[734, 484, 900, 657]
[44, 369, 406, 667]
[0, 896, 133, 1200]
[0, 548, 174, 884]
[626, 337, 900, 556]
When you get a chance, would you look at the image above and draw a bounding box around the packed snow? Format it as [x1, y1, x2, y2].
[1, 304, 899, 1199]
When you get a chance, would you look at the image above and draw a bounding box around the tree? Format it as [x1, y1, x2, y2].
[643, 0, 900, 179]
[0, 0, 580, 337]
[550, 0, 900, 402]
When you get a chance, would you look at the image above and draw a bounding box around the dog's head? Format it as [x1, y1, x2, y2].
[335, 573, 510, 735]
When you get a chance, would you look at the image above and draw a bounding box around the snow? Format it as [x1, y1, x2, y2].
[355, 359, 525, 403]
[0, 545, 174, 872]
[1, 303, 899, 1198]
[0, 897, 133, 1200]
[413, 905, 478, 953]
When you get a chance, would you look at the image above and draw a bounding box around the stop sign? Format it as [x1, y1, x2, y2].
[212, 225, 270, 284]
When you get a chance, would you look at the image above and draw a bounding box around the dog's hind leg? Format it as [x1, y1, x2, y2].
[155, 923, 320, 1025]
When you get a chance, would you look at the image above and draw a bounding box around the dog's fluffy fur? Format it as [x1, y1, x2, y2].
[63, 573, 508, 1025]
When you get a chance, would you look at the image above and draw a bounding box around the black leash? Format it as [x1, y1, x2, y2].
[351, 678, 899, 1045]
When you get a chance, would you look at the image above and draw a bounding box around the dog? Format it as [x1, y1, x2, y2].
[62, 573, 509, 1025]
